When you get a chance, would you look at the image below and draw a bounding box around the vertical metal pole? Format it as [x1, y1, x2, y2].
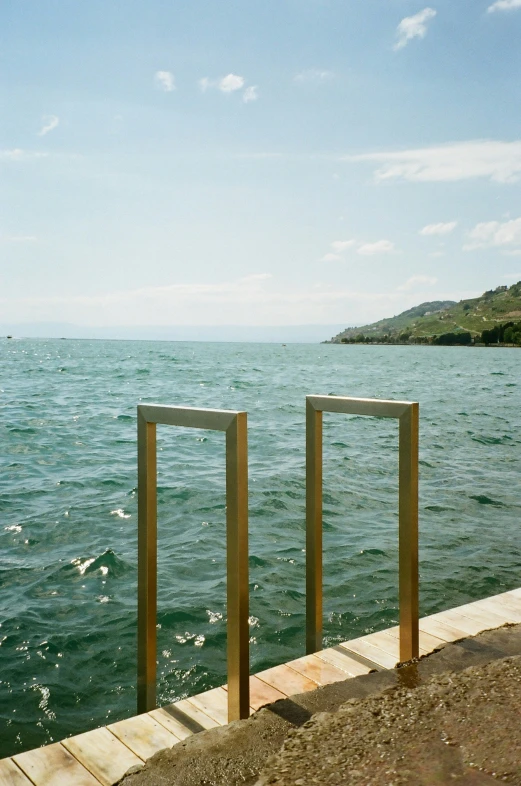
[137, 409, 157, 713]
[306, 399, 323, 654]
[225, 413, 250, 721]
[398, 403, 419, 662]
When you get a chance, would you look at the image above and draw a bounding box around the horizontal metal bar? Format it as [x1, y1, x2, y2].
[307, 395, 412, 419]
[138, 404, 240, 432]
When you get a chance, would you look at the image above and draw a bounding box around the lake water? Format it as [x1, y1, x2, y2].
[1, 338, 520, 757]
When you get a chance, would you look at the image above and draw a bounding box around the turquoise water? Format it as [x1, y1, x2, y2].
[1, 338, 520, 757]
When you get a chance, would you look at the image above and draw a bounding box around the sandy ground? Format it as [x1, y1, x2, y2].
[120, 624, 521, 786]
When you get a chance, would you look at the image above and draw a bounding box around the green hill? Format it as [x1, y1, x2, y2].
[327, 282, 521, 344]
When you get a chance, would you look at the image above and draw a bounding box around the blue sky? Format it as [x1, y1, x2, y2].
[2, 0, 521, 333]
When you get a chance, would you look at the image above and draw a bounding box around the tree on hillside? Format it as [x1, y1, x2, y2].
[433, 332, 472, 346]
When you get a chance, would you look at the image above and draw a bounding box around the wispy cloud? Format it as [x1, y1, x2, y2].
[0, 234, 38, 243]
[154, 71, 175, 92]
[420, 221, 458, 235]
[37, 115, 59, 136]
[0, 274, 457, 326]
[357, 240, 396, 256]
[397, 275, 437, 291]
[319, 253, 342, 262]
[294, 69, 335, 83]
[1, 148, 49, 161]
[243, 86, 258, 103]
[319, 238, 394, 260]
[463, 216, 521, 250]
[331, 240, 356, 253]
[345, 140, 521, 184]
[394, 8, 437, 50]
[488, 0, 521, 11]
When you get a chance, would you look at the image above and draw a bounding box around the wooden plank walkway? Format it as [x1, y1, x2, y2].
[2, 587, 520, 786]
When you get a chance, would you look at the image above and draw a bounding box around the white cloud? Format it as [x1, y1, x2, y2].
[233, 152, 283, 159]
[394, 8, 437, 50]
[502, 250, 521, 256]
[420, 221, 458, 235]
[294, 69, 335, 83]
[320, 238, 395, 258]
[200, 74, 246, 94]
[1, 148, 49, 161]
[0, 234, 37, 243]
[319, 253, 342, 262]
[243, 86, 258, 103]
[345, 140, 521, 184]
[463, 216, 521, 250]
[397, 275, 438, 291]
[488, 0, 521, 11]
[357, 240, 396, 255]
[241, 273, 272, 282]
[331, 240, 356, 253]
[154, 71, 175, 92]
[0, 278, 412, 325]
[0, 273, 474, 327]
[37, 115, 59, 136]
[219, 74, 245, 93]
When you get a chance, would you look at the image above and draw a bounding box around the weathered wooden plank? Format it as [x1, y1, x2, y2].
[286, 654, 348, 686]
[166, 698, 220, 731]
[256, 664, 318, 696]
[185, 687, 229, 726]
[383, 625, 446, 653]
[247, 676, 287, 710]
[315, 646, 372, 676]
[338, 638, 398, 670]
[108, 713, 179, 761]
[13, 743, 101, 786]
[450, 603, 513, 628]
[62, 726, 143, 786]
[361, 631, 430, 659]
[498, 592, 521, 615]
[472, 596, 521, 623]
[0, 758, 34, 786]
[419, 616, 469, 642]
[148, 708, 195, 741]
[430, 609, 495, 636]
[500, 591, 521, 610]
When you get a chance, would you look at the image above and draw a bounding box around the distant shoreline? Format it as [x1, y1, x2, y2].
[326, 341, 521, 348]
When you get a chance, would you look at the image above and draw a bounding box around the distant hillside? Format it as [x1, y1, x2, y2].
[327, 282, 521, 344]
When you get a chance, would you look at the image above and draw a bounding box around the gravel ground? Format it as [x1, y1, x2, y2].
[256, 655, 521, 785]
[120, 624, 521, 786]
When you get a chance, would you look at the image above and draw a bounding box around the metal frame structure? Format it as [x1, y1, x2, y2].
[137, 404, 249, 721]
[306, 395, 419, 663]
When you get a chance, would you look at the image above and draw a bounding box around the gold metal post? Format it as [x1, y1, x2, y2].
[305, 395, 419, 661]
[398, 403, 419, 662]
[137, 411, 157, 712]
[306, 398, 323, 655]
[225, 412, 250, 720]
[137, 405, 249, 721]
